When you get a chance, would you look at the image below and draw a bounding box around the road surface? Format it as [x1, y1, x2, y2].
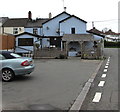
[81, 48, 119, 111]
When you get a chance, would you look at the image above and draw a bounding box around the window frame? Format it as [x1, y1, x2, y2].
[33, 28, 38, 35]
[18, 38, 34, 46]
[13, 27, 18, 34]
[71, 28, 76, 34]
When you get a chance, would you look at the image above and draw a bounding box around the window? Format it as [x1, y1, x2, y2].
[0, 54, 5, 60]
[50, 38, 61, 48]
[10, 53, 21, 58]
[13, 28, 18, 34]
[71, 28, 75, 34]
[33, 28, 38, 35]
[18, 38, 33, 46]
[1, 53, 21, 59]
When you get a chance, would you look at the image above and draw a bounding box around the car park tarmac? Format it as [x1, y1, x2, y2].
[2, 57, 101, 110]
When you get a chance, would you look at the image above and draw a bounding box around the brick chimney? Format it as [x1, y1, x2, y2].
[64, 7, 67, 12]
[28, 11, 32, 20]
[49, 12, 52, 19]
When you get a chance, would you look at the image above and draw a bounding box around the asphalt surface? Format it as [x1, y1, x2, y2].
[80, 48, 119, 111]
[2, 57, 101, 110]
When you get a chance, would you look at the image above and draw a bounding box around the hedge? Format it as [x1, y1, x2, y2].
[104, 40, 120, 48]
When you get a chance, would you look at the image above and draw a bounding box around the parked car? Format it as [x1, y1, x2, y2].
[0, 51, 35, 82]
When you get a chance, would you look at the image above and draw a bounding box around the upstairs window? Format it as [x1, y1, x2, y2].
[71, 28, 75, 34]
[33, 28, 38, 35]
[13, 28, 18, 34]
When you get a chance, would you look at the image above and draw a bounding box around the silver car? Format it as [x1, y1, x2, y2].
[0, 51, 35, 82]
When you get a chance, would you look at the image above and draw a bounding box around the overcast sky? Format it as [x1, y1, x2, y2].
[0, 0, 119, 32]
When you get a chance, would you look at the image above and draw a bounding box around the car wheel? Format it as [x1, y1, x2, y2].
[2, 69, 15, 82]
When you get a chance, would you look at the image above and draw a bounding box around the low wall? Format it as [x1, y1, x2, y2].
[34, 48, 66, 58]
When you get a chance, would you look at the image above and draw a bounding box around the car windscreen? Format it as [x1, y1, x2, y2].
[2, 52, 21, 59]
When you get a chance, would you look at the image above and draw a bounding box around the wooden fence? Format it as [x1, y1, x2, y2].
[0, 34, 15, 50]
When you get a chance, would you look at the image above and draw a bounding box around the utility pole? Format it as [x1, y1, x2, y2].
[62, 0, 67, 11]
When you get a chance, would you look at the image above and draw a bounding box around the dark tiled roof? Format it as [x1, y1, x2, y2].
[25, 18, 49, 28]
[0, 17, 9, 25]
[3, 18, 29, 27]
[87, 27, 105, 37]
[88, 27, 119, 36]
[60, 15, 87, 23]
[15, 32, 40, 38]
[88, 27, 104, 35]
[104, 30, 119, 35]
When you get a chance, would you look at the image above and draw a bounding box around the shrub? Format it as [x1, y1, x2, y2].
[104, 40, 120, 48]
[59, 54, 67, 59]
[35, 43, 40, 50]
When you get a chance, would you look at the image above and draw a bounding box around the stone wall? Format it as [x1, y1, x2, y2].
[34, 48, 66, 58]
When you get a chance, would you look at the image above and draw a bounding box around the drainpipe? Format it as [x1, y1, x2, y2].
[61, 39, 63, 51]
[40, 37, 42, 49]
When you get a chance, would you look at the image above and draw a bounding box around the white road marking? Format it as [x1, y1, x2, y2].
[106, 63, 109, 66]
[105, 66, 108, 68]
[98, 81, 105, 87]
[107, 61, 110, 63]
[92, 58, 110, 103]
[92, 92, 102, 102]
[104, 69, 107, 72]
[101, 74, 106, 78]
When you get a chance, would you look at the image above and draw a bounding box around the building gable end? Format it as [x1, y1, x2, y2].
[59, 15, 87, 23]
[42, 11, 71, 25]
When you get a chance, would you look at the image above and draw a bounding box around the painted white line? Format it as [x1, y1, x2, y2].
[104, 69, 108, 72]
[101, 74, 107, 78]
[105, 66, 108, 68]
[98, 81, 105, 87]
[92, 92, 102, 102]
[106, 63, 109, 66]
